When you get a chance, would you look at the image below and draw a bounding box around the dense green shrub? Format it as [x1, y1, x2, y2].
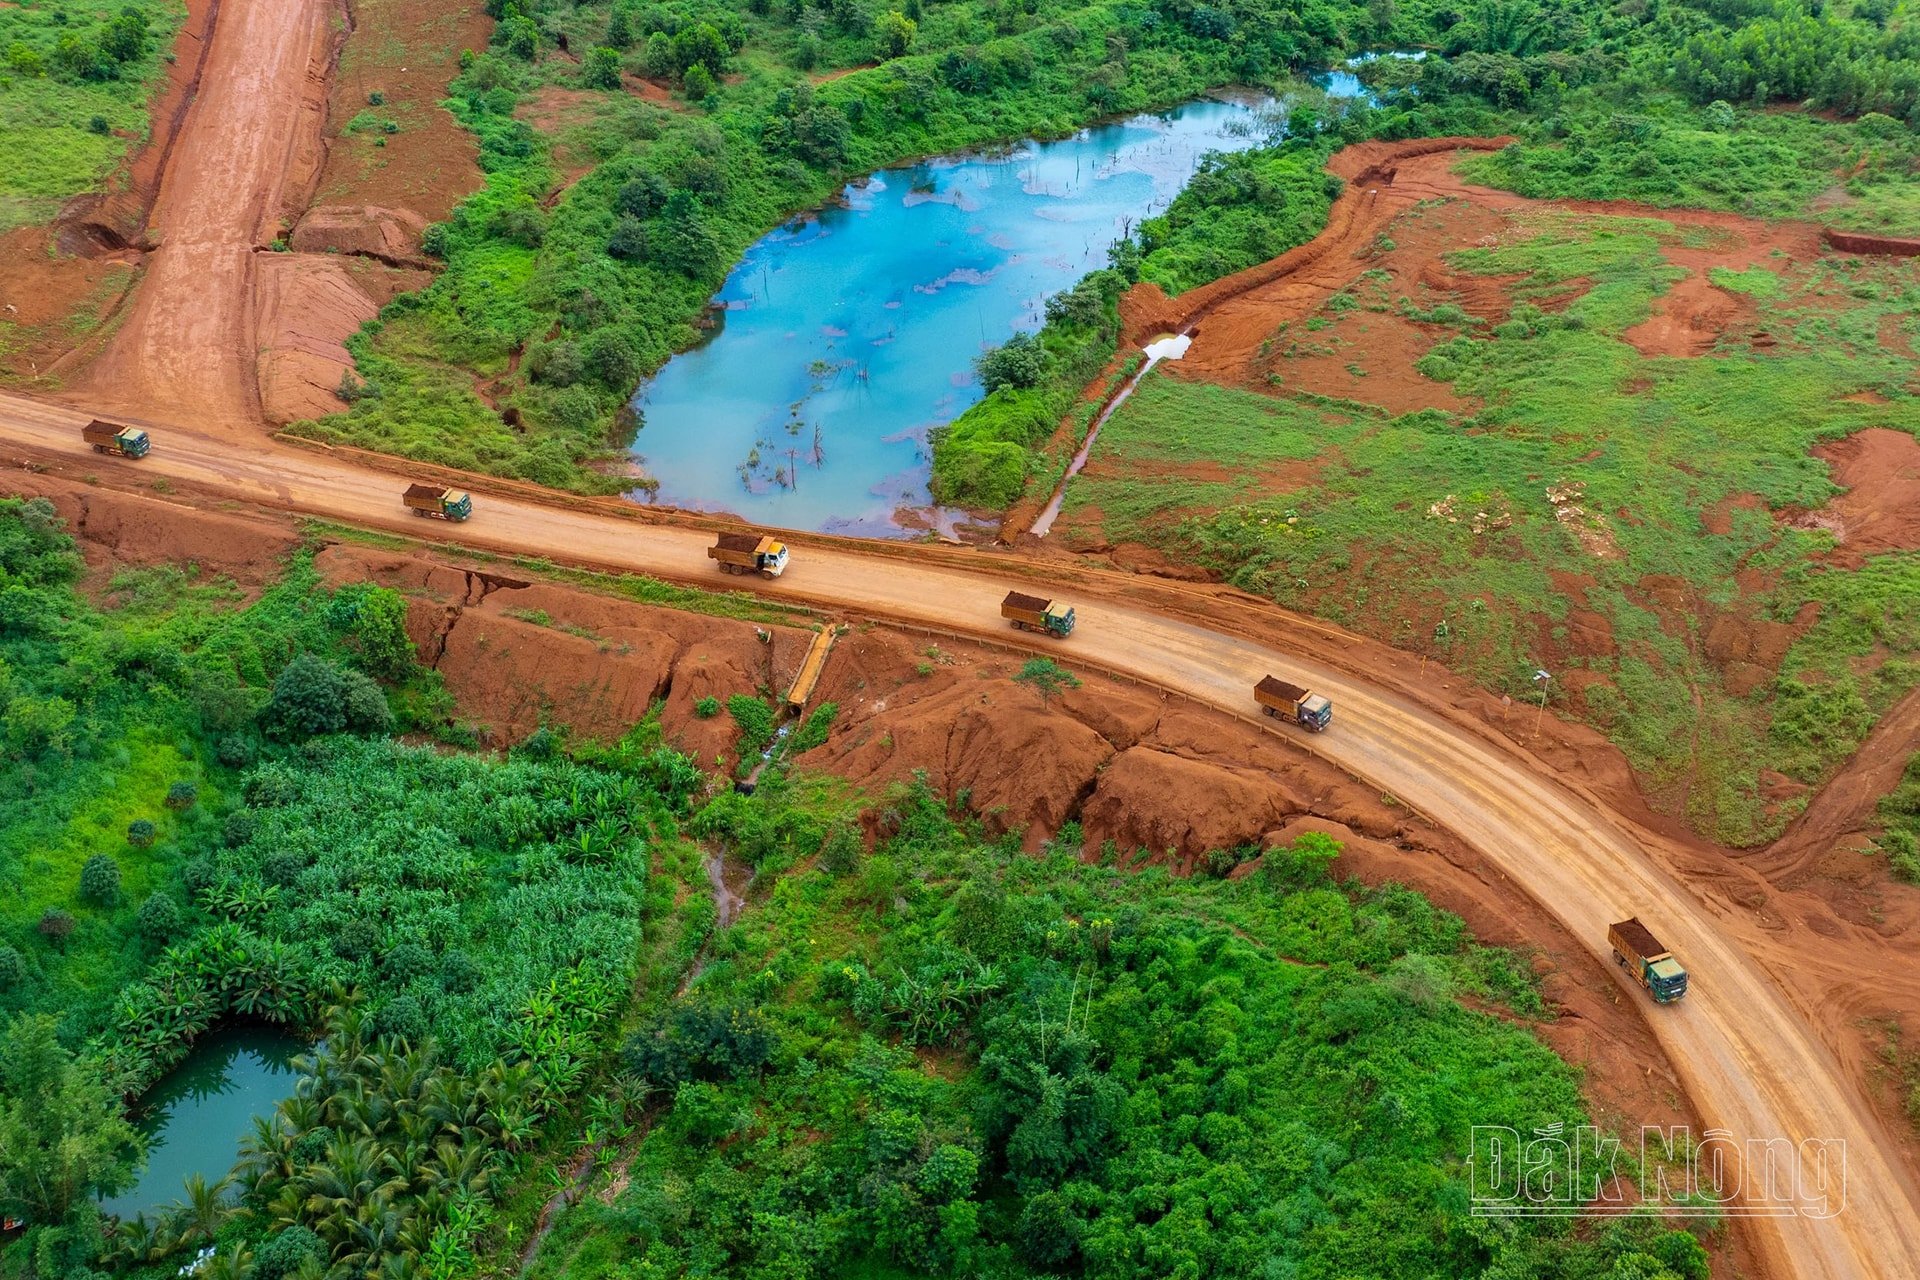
[125, 819, 156, 848]
[251, 1226, 324, 1280]
[36, 908, 74, 949]
[135, 892, 181, 943]
[78, 854, 121, 906]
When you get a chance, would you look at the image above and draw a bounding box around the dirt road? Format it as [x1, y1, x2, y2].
[70, 0, 334, 427]
[3, 392, 1915, 1278]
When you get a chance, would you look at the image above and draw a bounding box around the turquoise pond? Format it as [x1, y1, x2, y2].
[98, 1027, 303, 1220]
[626, 94, 1284, 536]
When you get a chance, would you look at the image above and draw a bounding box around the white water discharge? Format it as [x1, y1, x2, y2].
[1029, 331, 1191, 538]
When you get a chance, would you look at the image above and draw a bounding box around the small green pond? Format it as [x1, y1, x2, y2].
[98, 1026, 303, 1220]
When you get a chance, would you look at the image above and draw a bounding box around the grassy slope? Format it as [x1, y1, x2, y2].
[1071, 188, 1920, 845]
[0, 0, 185, 232]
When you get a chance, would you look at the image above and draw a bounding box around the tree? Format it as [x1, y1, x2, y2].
[126, 818, 157, 848]
[671, 23, 729, 78]
[1013, 657, 1081, 704]
[875, 10, 917, 59]
[975, 332, 1047, 393]
[166, 780, 199, 810]
[100, 7, 150, 63]
[342, 673, 394, 735]
[584, 328, 643, 391]
[606, 4, 635, 49]
[253, 1226, 325, 1280]
[79, 854, 121, 906]
[37, 909, 75, 950]
[647, 192, 720, 275]
[607, 214, 648, 260]
[0, 946, 24, 994]
[0, 1014, 140, 1224]
[584, 46, 623, 89]
[136, 893, 182, 943]
[615, 170, 670, 218]
[498, 14, 539, 60]
[683, 61, 717, 101]
[264, 652, 351, 738]
[350, 586, 415, 681]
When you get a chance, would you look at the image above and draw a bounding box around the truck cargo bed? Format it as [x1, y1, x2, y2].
[714, 532, 767, 553]
[1610, 917, 1665, 958]
[1002, 590, 1051, 614]
[1255, 675, 1310, 705]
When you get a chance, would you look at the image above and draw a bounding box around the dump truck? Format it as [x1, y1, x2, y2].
[710, 531, 790, 578]
[82, 419, 150, 458]
[1001, 590, 1075, 638]
[1254, 675, 1333, 732]
[1608, 917, 1689, 1003]
[402, 483, 472, 521]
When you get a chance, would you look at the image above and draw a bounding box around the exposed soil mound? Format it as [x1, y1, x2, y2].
[1824, 228, 1920, 256]
[2, 472, 301, 593]
[315, 544, 811, 761]
[1807, 427, 1920, 568]
[793, 627, 1406, 863]
[290, 206, 432, 264]
[255, 255, 382, 423]
[1622, 269, 1755, 357]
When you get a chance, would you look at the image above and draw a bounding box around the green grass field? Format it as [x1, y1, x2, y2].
[1069, 204, 1920, 845]
[0, 0, 184, 231]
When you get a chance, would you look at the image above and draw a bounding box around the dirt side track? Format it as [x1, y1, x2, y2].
[3, 394, 1917, 1280]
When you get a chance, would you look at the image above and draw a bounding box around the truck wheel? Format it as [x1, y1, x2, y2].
[761, 568, 776, 580]
[92, 444, 108, 455]
[1612, 949, 1625, 967]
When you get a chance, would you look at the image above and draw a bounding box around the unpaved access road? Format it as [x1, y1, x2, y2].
[4, 393, 1917, 1280]
[70, 0, 334, 427]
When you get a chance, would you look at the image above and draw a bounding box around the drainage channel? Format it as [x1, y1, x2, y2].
[1029, 329, 1193, 538]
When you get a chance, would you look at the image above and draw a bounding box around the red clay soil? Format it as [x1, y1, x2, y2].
[1622, 268, 1758, 357]
[1120, 137, 1824, 392]
[516, 87, 609, 190]
[307, 0, 490, 230]
[1824, 228, 1920, 256]
[1804, 427, 1920, 569]
[68, 0, 340, 431]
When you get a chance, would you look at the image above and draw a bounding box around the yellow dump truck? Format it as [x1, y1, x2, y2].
[402, 483, 472, 521]
[1254, 675, 1333, 732]
[710, 532, 790, 578]
[82, 419, 150, 458]
[1001, 590, 1075, 638]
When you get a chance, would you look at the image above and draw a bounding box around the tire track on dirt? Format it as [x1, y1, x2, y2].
[68, 0, 337, 429]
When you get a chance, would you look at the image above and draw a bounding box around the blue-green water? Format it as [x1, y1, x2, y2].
[99, 1027, 302, 1220]
[627, 95, 1277, 536]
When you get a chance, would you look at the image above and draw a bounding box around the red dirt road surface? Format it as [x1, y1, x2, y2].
[1, 391, 1916, 1280]
[70, 0, 335, 428]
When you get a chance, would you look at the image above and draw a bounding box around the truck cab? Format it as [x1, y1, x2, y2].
[1001, 591, 1075, 637]
[1297, 693, 1333, 731]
